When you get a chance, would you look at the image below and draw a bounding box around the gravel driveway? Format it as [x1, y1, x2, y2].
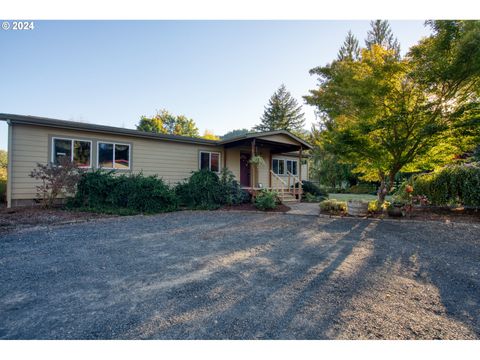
[1, 211, 479, 339]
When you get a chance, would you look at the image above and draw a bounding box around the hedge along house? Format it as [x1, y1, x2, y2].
[0, 113, 312, 208]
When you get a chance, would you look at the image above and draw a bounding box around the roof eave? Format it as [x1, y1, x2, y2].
[0, 113, 220, 146]
[219, 130, 313, 149]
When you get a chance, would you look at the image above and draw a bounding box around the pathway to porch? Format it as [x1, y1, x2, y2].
[286, 202, 320, 216]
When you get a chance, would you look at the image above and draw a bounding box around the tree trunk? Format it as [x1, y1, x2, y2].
[389, 172, 396, 193]
[377, 171, 387, 204]
[377, 179, 387, 204]
[377, 170, 399, 204]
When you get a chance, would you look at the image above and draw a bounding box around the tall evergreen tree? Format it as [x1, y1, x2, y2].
[337, 30, 360, 61]
[253, 84, 305, 132]
[365, 20, 401, 57]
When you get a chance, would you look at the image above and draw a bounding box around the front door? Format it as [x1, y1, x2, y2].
[240, 153, 251, 187]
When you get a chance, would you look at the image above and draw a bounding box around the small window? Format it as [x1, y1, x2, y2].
[98, 142, 130, 169]
[98, 143, 114, 168]
[199, 151, 221, 172]
[73, 141, 91, 167]
[115, 144, 130, 169]
[272, 159, 285, 175]
[200, 152, 210, 170]
[286, 160, 298, 175]
[52, 138, 91, 167]
[53, 139, 72, 163]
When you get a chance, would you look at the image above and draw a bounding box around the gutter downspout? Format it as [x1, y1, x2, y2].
[6, 120, 13, 208]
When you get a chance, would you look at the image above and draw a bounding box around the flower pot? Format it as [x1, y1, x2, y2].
[387, 204, 403, 217]
[347, 200, 368, 217]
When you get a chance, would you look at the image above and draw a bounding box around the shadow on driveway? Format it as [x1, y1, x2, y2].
[0, 212, 478, 339]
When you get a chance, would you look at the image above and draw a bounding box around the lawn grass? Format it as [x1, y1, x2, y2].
[328, 193, 392, 202]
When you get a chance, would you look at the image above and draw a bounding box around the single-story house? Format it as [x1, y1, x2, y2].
[0, 113, 312, 208]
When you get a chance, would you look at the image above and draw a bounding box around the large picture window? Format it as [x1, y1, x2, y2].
[199, 151, 220, 172]
[52, 137, 91, 167]
[98, 142, 130, 169]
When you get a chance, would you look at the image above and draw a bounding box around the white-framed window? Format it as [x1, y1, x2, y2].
[97, 142, 131, 169]
[286, 159, 298, 176]
[199, 151, 220, 173]
[272, 159, 298, 176]
[52, 137, 92, 168]
[272, 159, 285, 175]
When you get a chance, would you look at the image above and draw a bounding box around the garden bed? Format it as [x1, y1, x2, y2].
[220, 203, 291, 213]
[0, 206, 115, 235]
[321, 206, 480, 223]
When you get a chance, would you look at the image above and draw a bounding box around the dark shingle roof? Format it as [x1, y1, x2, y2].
[0, 113, 312, 149]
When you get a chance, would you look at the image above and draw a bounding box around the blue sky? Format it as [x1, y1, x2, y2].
[0, 20, 432, 150]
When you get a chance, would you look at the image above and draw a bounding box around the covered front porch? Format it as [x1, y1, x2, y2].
[219, 131, 312, 202]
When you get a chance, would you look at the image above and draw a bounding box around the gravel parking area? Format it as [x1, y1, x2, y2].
[1, 211, 479, 339]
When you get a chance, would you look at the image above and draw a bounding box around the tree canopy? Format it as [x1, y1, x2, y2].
[137, 109, 199, 137]
[305, 20, 480, 202]
[221, 128, 250, 140]
[202, 130, 220, 140]
[0, 150, 7, 181]
[253, 84, 305, 132]
[0, 150, 7, 169]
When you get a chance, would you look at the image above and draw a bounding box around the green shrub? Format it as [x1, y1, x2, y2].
[299, 181, 328, 200]
[319, 199, 347, 213]
[368, 200, 389, 213]
[176, 168, 248, 210]
[254, 189, 278, 210]
[409, 163, 480, 207]
[303, 193, 319, 203]
[368, 200, 380, 213]
[347, 183, 377, 194]
[0, 178, 6, 203]
[175, 169, 223, 210]
[71, 170, 177, 214]
[219, 168, 250, 205]
[73, 169, 116, 208]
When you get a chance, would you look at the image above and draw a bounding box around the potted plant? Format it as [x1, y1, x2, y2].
[249, 155, 265, 187]
[347, 200, 369, 217]
[387, 200, 405, 217]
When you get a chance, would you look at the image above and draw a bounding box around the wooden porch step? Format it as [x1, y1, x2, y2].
[281, 193, 300, 203]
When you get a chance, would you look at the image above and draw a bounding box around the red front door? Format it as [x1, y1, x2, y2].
[240, 153, 251, 187]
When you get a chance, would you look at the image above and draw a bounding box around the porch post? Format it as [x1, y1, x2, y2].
[269, 150, 272, 188]
[298, 146, 303, 198]
[250, 138, 255, 190]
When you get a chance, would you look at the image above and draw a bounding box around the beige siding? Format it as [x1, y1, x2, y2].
[258, 134, 300, 146]
[256, 148, 270, 186]
[225, 147, 241, 180]
[10, 124, 223, 200]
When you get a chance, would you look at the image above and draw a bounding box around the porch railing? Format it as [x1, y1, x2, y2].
[286, 171, 301, 197]
[270, 170, 287, 201]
